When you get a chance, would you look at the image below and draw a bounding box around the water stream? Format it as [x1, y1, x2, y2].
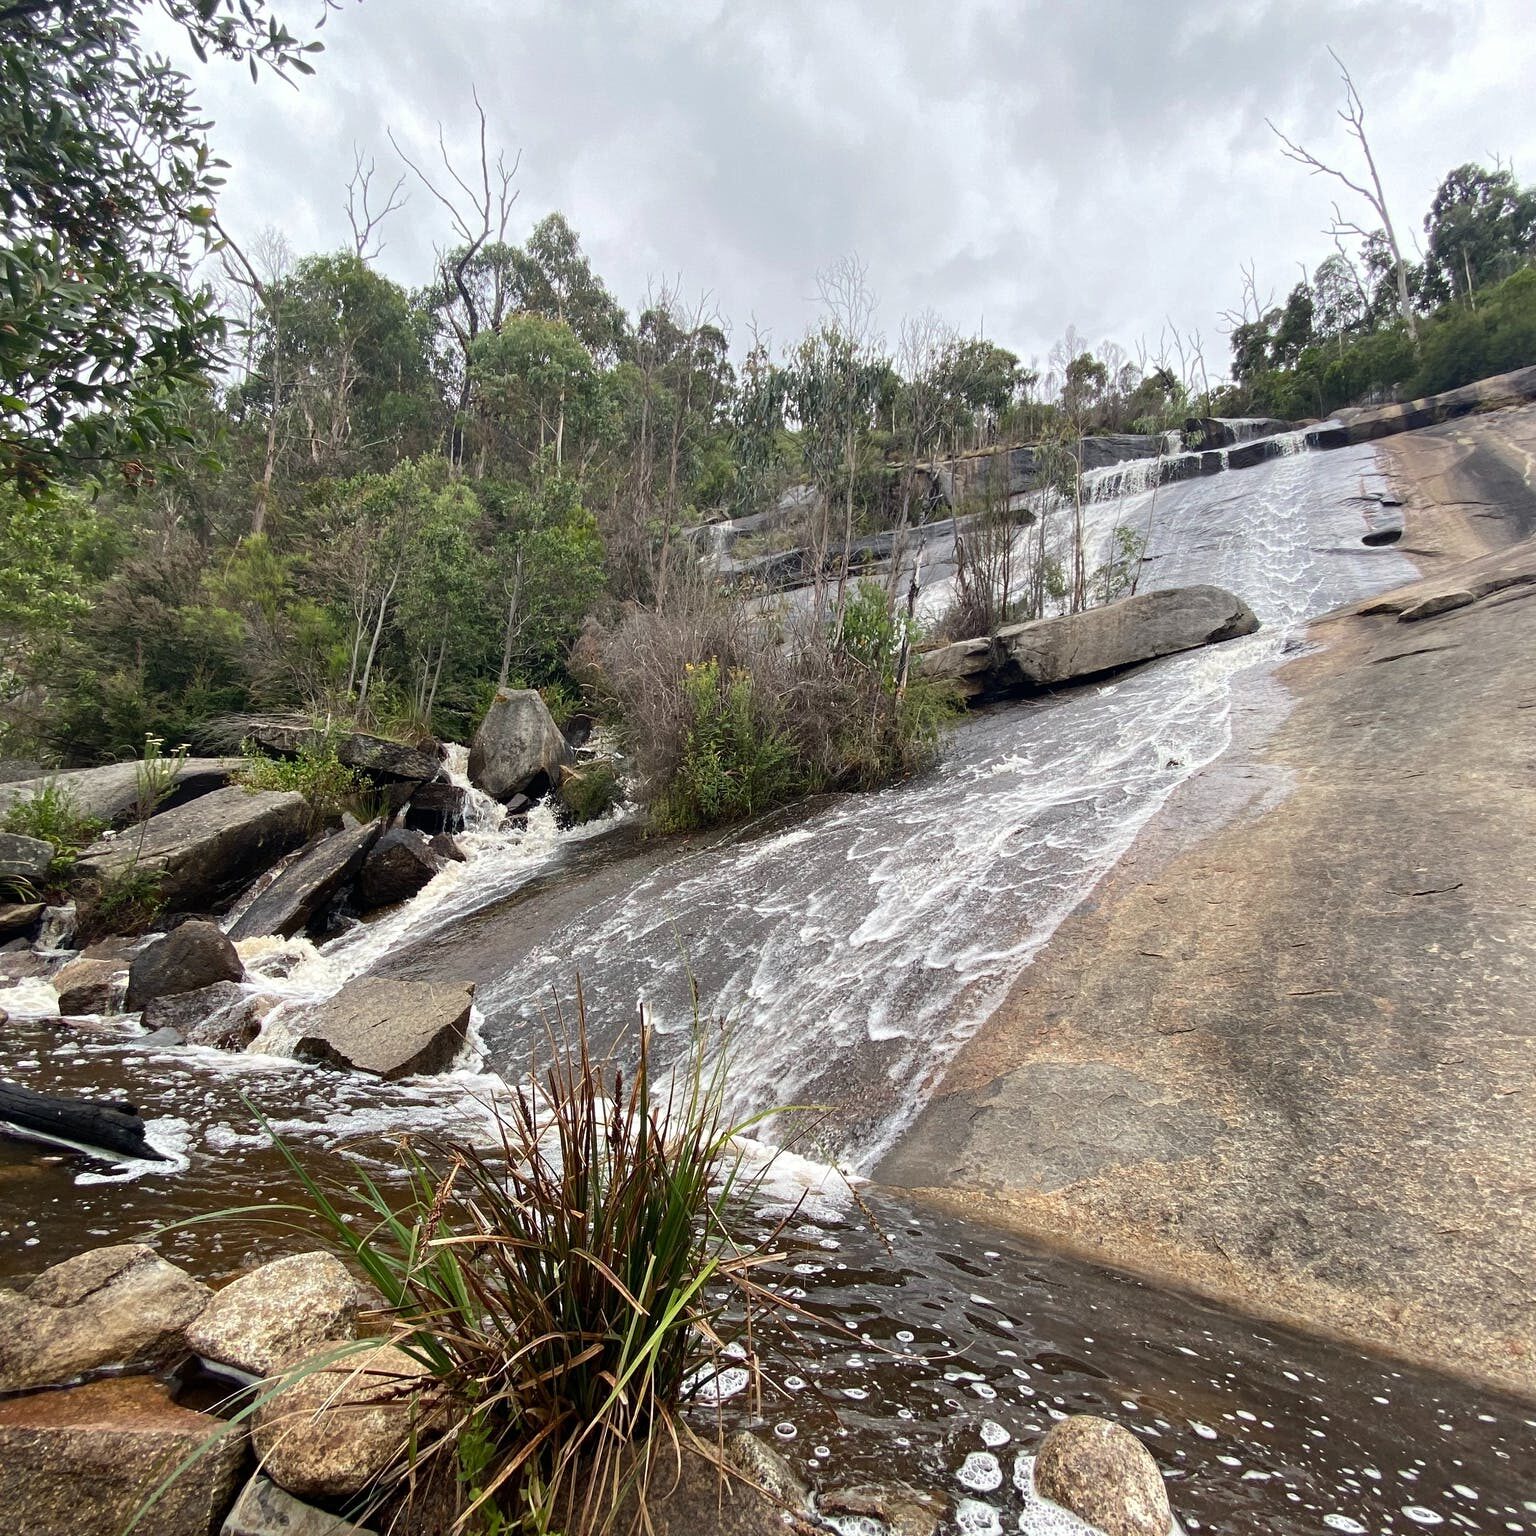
[3, 437, 1528, 1532]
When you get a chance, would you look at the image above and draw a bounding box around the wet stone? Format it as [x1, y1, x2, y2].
[1031, 1416, 1171, 1536]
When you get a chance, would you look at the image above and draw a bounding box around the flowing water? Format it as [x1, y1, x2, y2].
[4, 437, 1532, 1531]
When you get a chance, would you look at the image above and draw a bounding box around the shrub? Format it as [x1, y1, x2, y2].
[2, 780, 103, 854]
[165, 1008, 794, 1535]
[235, 738, 373, 830]
[558, 758, 624, 826]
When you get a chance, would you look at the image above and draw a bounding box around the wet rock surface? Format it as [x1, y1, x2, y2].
[1031, 1416, 1171, 1536]
[221, 1473, 377, 1536]
[467, 687, 573, 800]
[51, 955, 124, 1014]
[126, 919, 244, 1010]
[229, 822, 382, 941]
[290, 977, 474, 1078]
[355, 827, 439, 911]
[0, 757, 243, 828]
[0, 1376, 246, 1536]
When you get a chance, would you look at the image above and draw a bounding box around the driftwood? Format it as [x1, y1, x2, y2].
[0, 1079, 168, 1162]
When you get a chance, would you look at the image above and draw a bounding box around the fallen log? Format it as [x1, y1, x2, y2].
[0, 1080, 168, 1162]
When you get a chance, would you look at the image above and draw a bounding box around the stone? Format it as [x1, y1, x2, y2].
[187, 992, 275, 1051]
[1031, 1416, 1172, 1536]
[402, 779, 467, 835]
[817, 1483, 950, 1536]
[253, 1342, 439, 1501]
[140, 979, 261, 1048]
[467, 687, 573, 801]
[228, 823, 382, 941]
[76, 787, 311, 912]
[37, 901, 75, 947]
[0, 830, 55, 884]
[221, 1473, 377, 1536]
[0, 1243, 210, 1391]
[723, 1429, 811, 1513]
[137, 1025, 187, 1047]
[615, 1441, 808, 1536]
[126, 919, 244, 1010]
[240, 723, 441, 786]
[355, 828, 439, 911]
[52, 955, 125, 1014]
[1400, 589, 1476, 622]
[0, 900, 43, 937]
[427, 832, 466, 863]
[0, 758, 243, 829]
[999, 584, 1258, 690]
[290, 977, 474, 1079]
[189, 1252, 377, 1378]
[0, 1376, 246, 1536]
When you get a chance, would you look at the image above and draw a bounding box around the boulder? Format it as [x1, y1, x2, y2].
[189, 1252, 377, 1379]
[999, 584, 1258, 690]
[0, 1376, 246, 1536]
[0, 758, 242, 829]
[241, 723, 441, 786]
[427, 833, 466, 864]
[0, 901, 43, 938]
[0, 1244, 210, 1392]
[253, 1342, 439, 1501]
[52, 955, 125, 1014]
[467, 687, 573, 801]
[1032, 1416, 1172, 1536]
[355, 828, 440, 912]
[125, 919, 244, 1010]
[0, 831, 54, 885]
[817, 1483, 949, 1536]
[228, 823, 382, 941]
[723, 1430, 811, 1513]
[221, 1473, 377, 1536]
[76, 787, 311, 912]
[402, 779, 467, 835]
[291, 978, 473, 1079]
[139, 979, 266, 1050]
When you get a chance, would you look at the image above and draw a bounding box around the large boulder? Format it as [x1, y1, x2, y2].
[189, 1252, 376, 1379]
[76, 786, 310, 912]
[253, 1342, 439, 1501]
[0, 1243, 210, 1392]
[0, 831, 54, 885]
[125, 919, 244, 1010]
[402, 778, 467, 835]
[467, 687, 573, 801]
[139, 980, 271, 1050]
[355, 827, 440, 912]
[242, 723, 441, 786]
[228, 822, 381, 941]
[52, 955, 125, 1014]
[0, 1376, 246, 1536]
[290, 978, 474, 1079]
[1032, 1416, 1172, 1536]
[221, 1474, 377, 1536]
[0, 758, 242, 829]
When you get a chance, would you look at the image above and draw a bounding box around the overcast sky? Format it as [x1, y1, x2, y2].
[174, 0, 1536, 379]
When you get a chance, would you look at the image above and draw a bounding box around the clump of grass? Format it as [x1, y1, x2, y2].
[235, 737, 375, 831]
[558, 759, 623, 827]
[2, 779, 104, 857]
[187, 1001, 798, 1535]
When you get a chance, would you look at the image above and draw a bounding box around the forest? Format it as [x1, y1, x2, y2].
[2, 0, 1534, 813]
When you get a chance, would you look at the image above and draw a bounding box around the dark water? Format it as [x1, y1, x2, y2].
[2, 1017, 1532, 1535]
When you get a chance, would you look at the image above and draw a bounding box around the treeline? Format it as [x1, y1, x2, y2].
[1219, 161, 1536, 419]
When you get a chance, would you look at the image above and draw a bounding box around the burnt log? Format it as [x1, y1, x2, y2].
[0, 1080, 168, 1162]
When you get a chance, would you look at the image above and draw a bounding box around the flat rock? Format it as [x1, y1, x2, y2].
[0, 831, 54, 884]
[1400, 589, 1476, 622]
[228, 823, 381, 941]
[1032, 1416, 1171, 1536]
[77, 787, 310, 912]
[0, 1243, 210, 1391]
[0, 900, 43, 937]
[0, 758, 243, 828]
[253, 1342, 439, 1501]
[355, 827, 439, 912]
[221, 1473, 377, 1536]
[52, 955, 125, 1014]
[189, 1252, 377, 1378]
[290, 978, 474, 1079]
[0, 1375, 246, 1536]
[126, 919, 244, 1010]
[467, 687, 573, 801]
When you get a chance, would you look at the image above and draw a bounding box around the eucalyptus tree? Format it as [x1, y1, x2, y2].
[0, 0, 342, 494]
[1421, 163, 1536, 306]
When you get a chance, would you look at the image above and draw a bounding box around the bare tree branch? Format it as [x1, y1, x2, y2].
[344, 147, 407, 261]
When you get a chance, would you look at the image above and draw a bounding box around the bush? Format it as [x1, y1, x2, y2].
[1, 780, 103, 855]
[172, 1009, 793, 1535]
[234, 738, 373, 830]
[557, 758, 624, 826]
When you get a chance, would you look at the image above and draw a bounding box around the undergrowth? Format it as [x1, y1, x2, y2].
[235, 736, 375, 830]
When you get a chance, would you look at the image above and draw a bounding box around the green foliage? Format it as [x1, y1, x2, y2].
[654, 659, 802, 831]
[89, 865, 164, 937]
[557, 758, 622, 826]
[1093, 525, 1149, 605]
[0, 0, 333, 494]
[185, 1009, 794, 1533]
[840, 577, 911, 686]
[1, 780, 103, 853]
[235, 737, 371, 828]
[1409, 267, 1536, 397]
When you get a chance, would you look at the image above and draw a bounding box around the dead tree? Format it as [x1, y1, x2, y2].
[345, 147, 407, 261]
[1267, 49, 1419, 341]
